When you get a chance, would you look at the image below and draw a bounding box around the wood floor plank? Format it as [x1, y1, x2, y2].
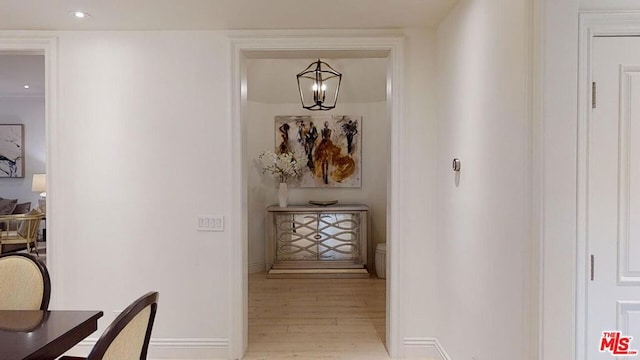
[286, 324, 380, 335]
[249, 325, 289, 336]
[249, 317, 338, 326]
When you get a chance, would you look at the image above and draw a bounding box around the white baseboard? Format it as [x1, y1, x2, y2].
[67, 338, 229, 359]
[248, 260, 266, 274]
[73, 335, 449, 359]
[403, 337, 451, 360]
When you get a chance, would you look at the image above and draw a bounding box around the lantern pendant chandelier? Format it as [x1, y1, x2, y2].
[296, 59, 342, 111]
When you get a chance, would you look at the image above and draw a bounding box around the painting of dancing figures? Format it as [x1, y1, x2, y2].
[275, 115, 361, 187]
[0, 125, 24, 178]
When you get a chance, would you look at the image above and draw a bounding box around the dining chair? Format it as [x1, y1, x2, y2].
[60, 291, 159, 360]
[0, 253, 51, 310]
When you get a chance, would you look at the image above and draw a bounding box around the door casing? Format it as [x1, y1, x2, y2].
[229, 33, 404, 359]
[577, 12, 640, 360]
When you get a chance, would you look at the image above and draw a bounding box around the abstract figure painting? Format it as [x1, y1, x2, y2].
[0, 125, 24, 178]
[275, 115, 361, 187]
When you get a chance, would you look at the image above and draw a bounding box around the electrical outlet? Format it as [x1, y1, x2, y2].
[197, 215, 224, 232]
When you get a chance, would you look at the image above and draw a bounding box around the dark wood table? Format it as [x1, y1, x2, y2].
[0, 310, 103, 360]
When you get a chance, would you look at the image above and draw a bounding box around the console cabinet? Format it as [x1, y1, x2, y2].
[266, 204, 369, 278]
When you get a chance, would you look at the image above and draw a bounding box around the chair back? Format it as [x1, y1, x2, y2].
[17, 212, 43, 240]
[0, 253, 51, 310]
[87, 292, 158, 360]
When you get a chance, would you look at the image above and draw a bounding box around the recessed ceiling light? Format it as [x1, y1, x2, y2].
[23, 85, 30, 89]
[72, 11, 90, 19]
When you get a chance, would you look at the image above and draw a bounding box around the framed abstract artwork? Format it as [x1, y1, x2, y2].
[0, 124, 24, 178]
[275, 115, 361, 188]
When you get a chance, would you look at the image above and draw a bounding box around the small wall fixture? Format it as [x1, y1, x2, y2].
[452, 158, 461, 172]
[296, 59, 342, 111]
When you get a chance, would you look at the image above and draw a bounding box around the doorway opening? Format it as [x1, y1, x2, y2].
[229, 36, 404, 359]
[0, 37, 57, 304]
[245, 54, 389, 357]
[0, 52, 45, 254]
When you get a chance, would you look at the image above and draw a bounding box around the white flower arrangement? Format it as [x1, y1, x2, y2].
[258, 150, 307, 184]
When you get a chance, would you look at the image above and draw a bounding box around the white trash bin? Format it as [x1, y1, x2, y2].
[375, 243, 387, 279]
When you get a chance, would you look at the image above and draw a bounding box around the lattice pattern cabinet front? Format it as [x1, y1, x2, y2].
[266, 205, 369, 278]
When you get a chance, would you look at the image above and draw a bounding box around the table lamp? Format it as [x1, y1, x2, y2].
[32, 173, 46, 213]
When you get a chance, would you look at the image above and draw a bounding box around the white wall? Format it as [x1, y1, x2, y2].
[0, 97, 45, 206]
[53, 31, 232, 359]
[436, 1, 531, 359]
[0, 27, 442, 359]
[246, 101, 388, 274]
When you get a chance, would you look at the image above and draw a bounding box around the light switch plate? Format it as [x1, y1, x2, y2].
[197, 215, 224, 232]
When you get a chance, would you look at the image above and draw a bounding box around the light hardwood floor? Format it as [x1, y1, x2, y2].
[245, 272, 388, 360]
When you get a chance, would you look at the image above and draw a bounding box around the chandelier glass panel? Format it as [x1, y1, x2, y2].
[296, 59, 342, 111]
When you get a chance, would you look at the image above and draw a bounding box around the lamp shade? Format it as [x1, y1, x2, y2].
[32, 174, 46, 193]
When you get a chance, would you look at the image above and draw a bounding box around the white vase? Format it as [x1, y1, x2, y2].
[278, 182, 288, 207]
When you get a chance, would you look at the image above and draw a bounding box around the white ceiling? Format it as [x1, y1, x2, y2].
[248, 58, 387, 104]
[0, 54, 44, 97]
[0, 1, 459, 98]
[0, 0, 458, 30]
